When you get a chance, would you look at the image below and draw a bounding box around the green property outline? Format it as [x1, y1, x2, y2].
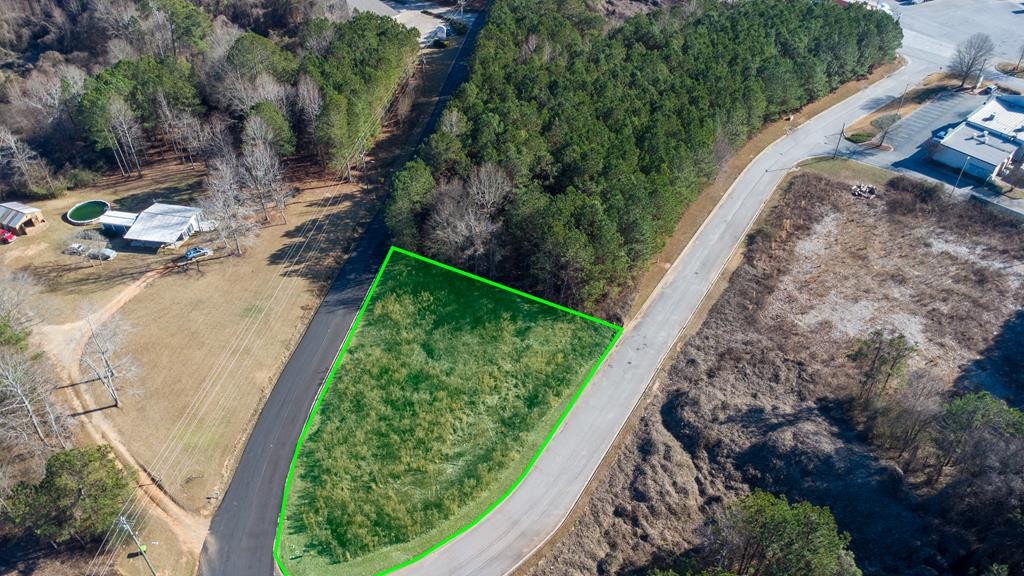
[273, 245, 623, 575]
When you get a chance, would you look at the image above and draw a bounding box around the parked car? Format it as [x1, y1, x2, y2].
[0, 231, 15, 244]
[184, 246, 212, 261]
[64, 242, 87, 255]
[88, 248, 117, 261]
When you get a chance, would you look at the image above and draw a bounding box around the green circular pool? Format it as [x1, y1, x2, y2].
[67, 200, 110, 225]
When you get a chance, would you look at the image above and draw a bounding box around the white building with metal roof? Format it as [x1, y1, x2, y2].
[121, 203, 203, 249]
[933, 95, 1024, 182]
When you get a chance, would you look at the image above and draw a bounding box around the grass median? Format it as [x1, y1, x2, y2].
[276, 247, 621, 576]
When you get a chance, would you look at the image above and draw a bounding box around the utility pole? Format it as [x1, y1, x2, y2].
[833, 123, 845, 159]
[895, 82, 910, 117]
[955, 155, 970, 190]
[118, 516, 157, 576]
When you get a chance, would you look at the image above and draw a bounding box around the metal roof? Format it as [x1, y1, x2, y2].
[0, 202, 40, 229]
[939, 123, 1019, 168]
[99, 210, 138, 228]
[123, 203, 202, 245]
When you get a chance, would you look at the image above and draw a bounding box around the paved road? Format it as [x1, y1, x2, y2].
[197, 11, 489, 576]
[395, 2, 1024, 575]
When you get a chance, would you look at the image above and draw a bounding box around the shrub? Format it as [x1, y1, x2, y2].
[63, 168, 100, 189]
[5, 445, 132, 545]
[708, 490, 862, 576]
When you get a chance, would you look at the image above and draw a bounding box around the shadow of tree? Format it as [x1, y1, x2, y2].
[956, 309, 1024, 409]
[111, 180, 204, 213]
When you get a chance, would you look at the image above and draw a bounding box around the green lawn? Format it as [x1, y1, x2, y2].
[277, 248, 620, 576]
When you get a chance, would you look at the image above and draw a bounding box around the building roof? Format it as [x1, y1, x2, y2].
[347, 0, 398, 17]
[123, 203, 202, 245]
[99, 210, 138, 228]
[0, 202, 40, 229]
[940, 123, 1019, 168]
[966, 95, 1024, 141]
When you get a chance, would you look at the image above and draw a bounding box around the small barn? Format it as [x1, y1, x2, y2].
[122, 203, 203, 249]
[0, 202, 45, 235]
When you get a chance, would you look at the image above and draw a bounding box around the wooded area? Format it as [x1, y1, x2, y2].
[0, 1, 418, 205]
[388, 0, 902, 313]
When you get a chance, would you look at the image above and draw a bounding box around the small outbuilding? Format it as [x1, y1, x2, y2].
[98, 210, 138, 236]
[0, 202, 45, 235]
[122, 203, 203, 249]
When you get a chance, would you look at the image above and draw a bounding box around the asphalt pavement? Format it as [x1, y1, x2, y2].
[197, 11, 489, 576]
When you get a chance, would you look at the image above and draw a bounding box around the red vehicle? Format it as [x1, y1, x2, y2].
[0, 231, 15, 244]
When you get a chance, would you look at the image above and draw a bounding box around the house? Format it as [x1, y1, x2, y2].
[0, 201, 45, 235]
[346, 0, 398, 18]
[98, 211, 138, 236]
[121, 203, 203, 249]
[933, 95, 1024, 182]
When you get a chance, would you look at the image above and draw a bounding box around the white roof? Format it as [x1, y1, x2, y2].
[940, 122, 1019, 167]
[966, 96, 1024, 141]
[123, 203, 202, 245]
[347, 0, 397, 17]
[98, 210, 138, 227]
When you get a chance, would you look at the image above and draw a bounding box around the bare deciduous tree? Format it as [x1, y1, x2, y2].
[0, 270, 39, 331]
[466, 163, 513, 213]
[6, 64, 85, 124]
[0, 349, 68, 449]
[241, 116, 286, 222]
[106, 37, 138, 64]
[217, 71, 292, 116]
[199, 158, 259, 255]
[140, 8, 174, 59]
[296, 74, 323, 141]
[202, 114, 235, 164]
[439, 107, 468, 138]
[92, 0, 141, 45]
[0, 126, 55, 196]
[427, 164, 512, 274]
[950, 33, 995, 88]
[81, 314, 137, 409]
[108, 95, 145, 176]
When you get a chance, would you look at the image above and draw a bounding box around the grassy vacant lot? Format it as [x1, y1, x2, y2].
[279, 249, 619, 576]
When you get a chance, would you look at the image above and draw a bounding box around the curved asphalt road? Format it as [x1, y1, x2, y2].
[197, 11, 488, 576]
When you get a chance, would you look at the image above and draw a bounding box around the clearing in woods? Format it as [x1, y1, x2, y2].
[276, 247, 621, 576]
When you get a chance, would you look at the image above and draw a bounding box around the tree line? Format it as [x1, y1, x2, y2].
[0, 1, 419, 211]
[387, 0, 901, 313]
